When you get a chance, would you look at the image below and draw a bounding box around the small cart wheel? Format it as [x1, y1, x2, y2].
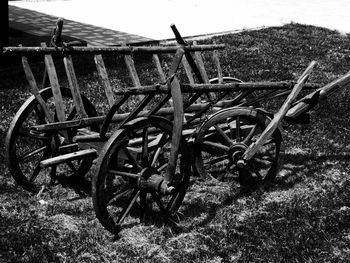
[92, 116, 190, 234]
[6, 87, 98, 193]
[194, 107, 284, 185]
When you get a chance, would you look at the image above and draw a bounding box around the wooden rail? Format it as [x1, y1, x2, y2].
[2, 44, 225, 55]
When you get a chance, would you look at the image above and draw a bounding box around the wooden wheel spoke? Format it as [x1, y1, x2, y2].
[18, 129, 49, 141]
[151, 191, 167, 214]
[50, 164, 57, 185]
[122, 146, 142, 171]
[248, 162, 263, 180]
[108, 169, 139, 180]
[106, 185, 135, 206]
[150, 133, 168, 168]
[254, 155, 275, 164]
[141, 127, 149, 166]
[18, 145, 47, 161]
[204, 155, 228, 166]
[34, 105, 47, 123]
[202, 140, 229, 154]
[66, 161, 78, 174]
[29, 161, 42, 183]
[67, 107, 77, 121]
[157, 163, 168, 173]
[214, 124, 233, 146]
[117, 189, 140, 224]
[151, 147, 162, 168]
[243, 124, 258, 144]
[139, 190, 147, 222]
[235, 116, 241, 142]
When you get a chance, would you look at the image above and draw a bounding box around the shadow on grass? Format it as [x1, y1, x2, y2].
[157, 150, 350, 236]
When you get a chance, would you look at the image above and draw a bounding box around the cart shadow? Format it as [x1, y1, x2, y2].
[163, 151, 350, 234]
[57, 174, 92, 198]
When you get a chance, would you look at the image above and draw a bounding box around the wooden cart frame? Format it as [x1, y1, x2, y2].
[3, 19, 350, 234]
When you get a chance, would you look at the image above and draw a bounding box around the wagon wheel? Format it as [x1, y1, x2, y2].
[194, 107, 284, 186]
[92, 116, 190, 234]
[6, 87, 98, 193]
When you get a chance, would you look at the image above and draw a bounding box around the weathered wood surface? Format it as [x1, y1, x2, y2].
[94, 54, 115, 107]
[286, 70, 350, 118]
[21, 56, 54, 122]
[40, 149, 97, 168]
[212, 48, 223, 84]
[63, 55, 88, 118]
[152, 54, 167, 83]
[108, 81, 319, 95]
[41, 43, 66, 123]
[182, 57, 195, 84]
[193, 41, 210, 84]
[3, 44, 225, 55]
[165, 48, 185, 182]
[243, 61, 317, 161]
[124, 52, 141, 88]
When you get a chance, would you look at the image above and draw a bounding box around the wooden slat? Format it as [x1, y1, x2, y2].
[21, 56, 54, 123]
[41, 42, 66, 123]
[212, 49, 223, 84]
[40, 149, 97, 168]
[94, 54, 115, 107]
[182, 57, 195, 84]
[193, 41, 210, 84]
[152, 54, 166, 83]
[63, 55, 87, 118]
[123, 48, 141, 87]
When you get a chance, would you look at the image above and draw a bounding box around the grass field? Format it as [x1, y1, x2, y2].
[1, 23, 350, 262]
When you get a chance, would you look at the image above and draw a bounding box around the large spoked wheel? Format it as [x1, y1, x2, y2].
[92, 116, 191, 234]
[194, 107, 284, 186]
[6, 87, 98, 193]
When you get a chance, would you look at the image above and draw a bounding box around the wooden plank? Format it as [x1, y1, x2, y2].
[40, 149, 97, 168]
[152, 54, 166, 83]
[94, 54, 115, 107]
[193, 41, 210, 84]
[212, 49, 223, 84]
[182, 57, 195, 84]
[165, 48, 185, 182]
[63, 55, 87, 118]
[243, 61, 317, 162]
[123, 44, 141, 87]
[41, 42, 66, 123]
[21, 56, 54, 123]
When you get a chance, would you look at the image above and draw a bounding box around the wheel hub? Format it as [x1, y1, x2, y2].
[138, 167, 175, 195]
[228, 143, 248, 167]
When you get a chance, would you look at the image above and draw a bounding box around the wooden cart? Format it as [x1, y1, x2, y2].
[4, 20, 350, 234]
